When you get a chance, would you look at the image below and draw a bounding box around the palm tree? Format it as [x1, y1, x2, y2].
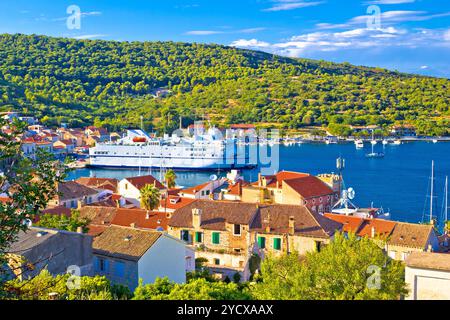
[165, 169, 177, 189]
[140, 184, 161, 218]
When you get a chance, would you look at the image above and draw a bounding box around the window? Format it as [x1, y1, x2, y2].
[195, 232, 203, 243]
[258, 236, 266, 249]
[97, 258, 108, 272]
[214, 258, 220, 265]
[233, 224, 241, 236]
[181, 230, 190, 242]
[125, 183, 128, 190]
[273, 238, 281, 251]
[114, 261, 125, 277]
[212, 232, 220, 245]
[315, 241, 322, 252]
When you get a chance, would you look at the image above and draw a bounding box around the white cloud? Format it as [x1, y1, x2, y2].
[231, 39, 271, 48]
[230, 28, 450, 57]
[420, 65, 429, 69]
[444, 29, 450, 41]
[263, 1, 324, 12]
[238, 27, 267, 34]
[316, 10, 450, 30]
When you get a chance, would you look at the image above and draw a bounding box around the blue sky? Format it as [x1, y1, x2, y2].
[1, 0, 449, 78]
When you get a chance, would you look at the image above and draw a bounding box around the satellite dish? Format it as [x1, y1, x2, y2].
[347, 187, 356, 200]
[209, 174, 218, 181]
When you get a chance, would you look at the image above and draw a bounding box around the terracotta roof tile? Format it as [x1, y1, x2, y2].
[125, 175, 165, 190]
[252, 205, 342, 239]
[57, 181, 98, 201]
[406, 252, 450, 271]
[93, 226, 162, 261]
[111, 209, 169, 231]
[323, 214, 364, 233]
[388, 222, 435, 249]
[283, 175, 334, 199]
[169, 200, 259, 231]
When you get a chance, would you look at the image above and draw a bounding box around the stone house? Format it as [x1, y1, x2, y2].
[168, 200, 342, 281]
[49, 181, 104, 209]
[241, 171, 339, 214]
[4, 227, 93, 280]
[92, 226, 194, 291]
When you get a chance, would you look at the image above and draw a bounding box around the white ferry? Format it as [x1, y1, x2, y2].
[89, 129, 257, 171]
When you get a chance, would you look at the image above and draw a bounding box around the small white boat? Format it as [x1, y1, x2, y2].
[382, 140, 388, 145]
[392, 140, 401, 145]
[432, 139, 438, 144]
[371, 140, 378, 145]
[355, 140, 364, 149]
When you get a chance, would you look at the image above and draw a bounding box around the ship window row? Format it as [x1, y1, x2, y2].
[94, 151, 109, 155]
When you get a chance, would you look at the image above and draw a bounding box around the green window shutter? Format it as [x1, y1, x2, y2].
[258, 236, 266, 249]
[195, 232, 203, 243]
[273, 238, 281, 251]
[212, 232, 220, 245]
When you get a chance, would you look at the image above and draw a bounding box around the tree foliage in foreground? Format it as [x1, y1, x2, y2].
[3, 270, 131, 300]
[133, 277, 251, 300]
[34, 210, 91, 233]
[253, 233, 408, 300]
[0, 118, 66, 262]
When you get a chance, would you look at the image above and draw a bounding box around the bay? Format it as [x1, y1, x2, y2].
[67, 141, 450, 225]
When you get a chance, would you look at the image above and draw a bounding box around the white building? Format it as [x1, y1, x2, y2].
[118, 175, 166, 208]
[405, 252, 450, 300]
[93, 226, 195, 290]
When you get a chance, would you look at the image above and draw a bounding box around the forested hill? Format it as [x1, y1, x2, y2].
[0, 33, 448, 135]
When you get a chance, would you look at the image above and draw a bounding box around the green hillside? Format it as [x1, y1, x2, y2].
[0, 33, 448, 135]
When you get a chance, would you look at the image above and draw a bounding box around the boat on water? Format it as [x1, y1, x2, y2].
[89, 128, 257, 170]
[382, 139, 388, 145]
[355, 139, 364, 149]
[366, 131, 385, 158]
[392, 139, 402, 145]
[432, 139, 438, 144]
[325, 136, 338, 145]
[331, 187, 390, 219]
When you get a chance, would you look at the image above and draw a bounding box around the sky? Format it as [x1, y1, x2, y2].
[1, 0, 449, 78]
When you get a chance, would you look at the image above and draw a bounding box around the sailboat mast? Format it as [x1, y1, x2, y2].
[445, 176, 448, 224]
[430, 160, 434, 223]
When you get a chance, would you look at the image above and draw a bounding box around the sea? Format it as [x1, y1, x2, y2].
[67, 141, 450, 226]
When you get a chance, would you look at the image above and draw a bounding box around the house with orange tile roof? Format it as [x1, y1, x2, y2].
[324, 213, 440, 261]
[178, 179, 225, 200]
[242, 171, 339, 214]
[159, 195, 196, 213]
[118, 175, 166, 208]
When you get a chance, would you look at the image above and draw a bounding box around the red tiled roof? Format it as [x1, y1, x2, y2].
[358, 219, 396, 239]
[323, 214, 364, 233]
[283, 175, 334, 199]
[227, 181, 250, 196]
[181, 182, 211, 195]
[125, 175, 165, 190]
[160, 196, 196, 210]
[76, 177, 118, 192]
[111, 209, 169, 231]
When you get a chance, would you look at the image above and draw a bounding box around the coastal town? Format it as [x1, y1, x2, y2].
[1, 111, 449, 300]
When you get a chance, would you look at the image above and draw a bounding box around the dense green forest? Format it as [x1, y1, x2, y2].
[0, 33, 448, 135]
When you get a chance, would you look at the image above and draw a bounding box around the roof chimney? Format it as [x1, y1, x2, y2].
[371, 227, 376, 238]
[76, 226, 83, 234]
[289, 216, 295, 235]
[130, 223, 136, 228]
[192, 208, 202, 230]
[258, 173, 262, 187]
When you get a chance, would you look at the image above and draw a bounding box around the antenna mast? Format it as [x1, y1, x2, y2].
[430, 160, 435, 224]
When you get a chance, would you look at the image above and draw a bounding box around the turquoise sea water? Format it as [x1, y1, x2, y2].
[67, 141, 450, 225]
